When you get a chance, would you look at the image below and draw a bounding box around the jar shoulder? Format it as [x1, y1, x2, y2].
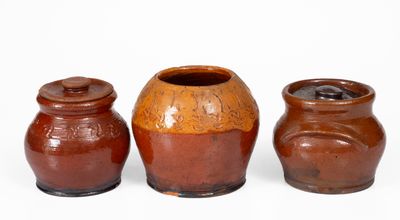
[133, 77, 259, 134]
[274, 113, 385, 149]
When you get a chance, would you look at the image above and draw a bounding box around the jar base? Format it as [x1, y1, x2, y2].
[147, 178, 246, 198]
[284, 176, 374, 194]
[36, 178, 121, 197]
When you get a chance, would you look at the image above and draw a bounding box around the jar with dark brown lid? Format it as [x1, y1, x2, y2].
[273, 79, 385, 194]
[25, 77, 130, 197]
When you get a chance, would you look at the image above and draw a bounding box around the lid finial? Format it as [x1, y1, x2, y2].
[315, 85, 343, 100]
[62, 77, 91, 92]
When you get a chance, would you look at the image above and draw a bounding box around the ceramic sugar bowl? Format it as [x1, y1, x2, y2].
[274, 79, 385, 194]
[132, 65, 259, 197]
[25, 77, 130, 196]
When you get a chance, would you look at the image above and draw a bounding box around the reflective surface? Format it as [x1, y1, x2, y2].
[25, 77, 130, 197]
[132, 66, 259, 197]
[274, 79, 386, 194]
[133, 121, 258, 197]
[25, 110, 130, 196]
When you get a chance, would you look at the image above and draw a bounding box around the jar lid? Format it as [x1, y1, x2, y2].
[292, 83, 361, 100]
[39, 76, 114, 103]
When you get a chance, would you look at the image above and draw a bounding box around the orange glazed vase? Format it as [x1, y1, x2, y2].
[274, 79, 385, 194]
[25, 77, 130, 197]
[132, 66, 259, 197]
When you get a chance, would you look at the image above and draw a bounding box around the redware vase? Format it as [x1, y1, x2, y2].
[274, 79, 385, 194]
[132, 65, 259, 197]
[25, 76, 130, 197]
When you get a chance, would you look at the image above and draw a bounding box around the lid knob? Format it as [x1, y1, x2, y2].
[315, 85, 343, 100]
[62, 77, 91, 92]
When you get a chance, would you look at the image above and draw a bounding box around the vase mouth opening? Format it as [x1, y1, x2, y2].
[157, 65, 234, 87]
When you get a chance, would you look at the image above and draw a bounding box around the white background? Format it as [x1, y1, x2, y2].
[0, 0, 399, 219]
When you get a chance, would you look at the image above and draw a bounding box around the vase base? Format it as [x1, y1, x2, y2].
[36, 178, 121, 197]
[147, 179, 246, 198]
[285, 176, 374, 194]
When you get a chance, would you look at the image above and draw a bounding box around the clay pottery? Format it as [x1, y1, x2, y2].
[274, 79, 385, 194]
[132, 65, 259, 197]
[25, 77, 130, 196]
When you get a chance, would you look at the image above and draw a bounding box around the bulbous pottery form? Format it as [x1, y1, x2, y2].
[132, 66, 259, 197]
[25, 77, 130, 197]
[274, 79, 385, 194]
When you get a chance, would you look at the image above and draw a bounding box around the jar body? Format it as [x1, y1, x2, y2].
[274, 79, 385, 194]
[132, 66, 259, 197]
[133, 121, 258, 197]
[25, 109, 130, 196]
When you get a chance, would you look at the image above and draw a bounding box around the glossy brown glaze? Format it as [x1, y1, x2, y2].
[274, 79, 385, 194]
[25, 77, 130, 197]
[132, 65, 259, 197]
[133, 120, 258, 197]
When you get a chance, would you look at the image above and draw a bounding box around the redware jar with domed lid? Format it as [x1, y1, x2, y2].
[25, 76, 130, 197]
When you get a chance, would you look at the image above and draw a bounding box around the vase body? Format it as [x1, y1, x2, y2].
[132, 66, 259, 197]
[25, 77, 130, 196]
[274, 79, 385, 194]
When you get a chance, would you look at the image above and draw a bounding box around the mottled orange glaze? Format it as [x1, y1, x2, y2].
[132, 66, 259, 197]
[25, 77, 130, 196]
[274, 79, 385, 194]
[133, 66, 258, 133]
